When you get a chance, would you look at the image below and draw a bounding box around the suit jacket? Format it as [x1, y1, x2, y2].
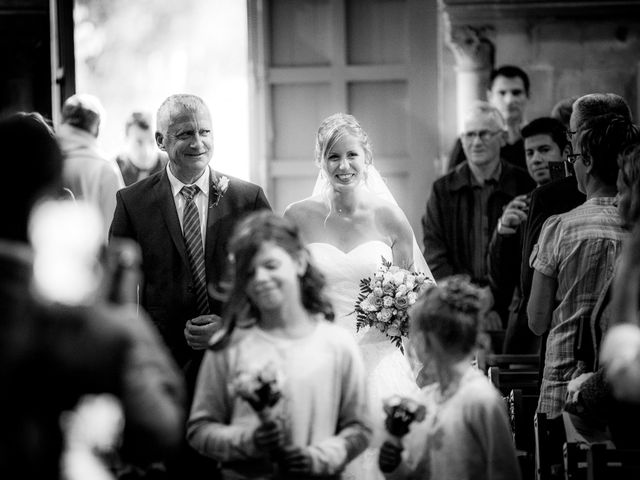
[422, 160, 535, 282]
[109, 168, 271, 371]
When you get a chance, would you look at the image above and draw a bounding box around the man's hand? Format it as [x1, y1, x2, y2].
[379, 440, 403, 473]
[566, 372, 594, 404]
[253, 420, 284, 453]
[498, 194, 529, 234]
[280, 445, 312, 476]
[184, 314, 221, 350]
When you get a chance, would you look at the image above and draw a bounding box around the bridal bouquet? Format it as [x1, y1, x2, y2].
[355, 257, 432, 353]
[231, 362, 284, 422]
[383, 395, 426, 446]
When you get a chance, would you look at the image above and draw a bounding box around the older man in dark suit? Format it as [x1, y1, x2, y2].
[110, 93, 271, 383]
[110, 94, 270, 479]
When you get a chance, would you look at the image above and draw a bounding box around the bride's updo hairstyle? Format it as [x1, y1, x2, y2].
[215, 211, 334, 345]
[314, 112, 373, 169]
[410, 275, 486, 356]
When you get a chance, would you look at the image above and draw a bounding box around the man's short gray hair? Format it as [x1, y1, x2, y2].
[156, 94, 209, 134]
[462, 100, 506, 132]
[572, 93, 632, 131]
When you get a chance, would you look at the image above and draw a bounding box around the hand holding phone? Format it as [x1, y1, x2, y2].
[498, 194, 530, 234]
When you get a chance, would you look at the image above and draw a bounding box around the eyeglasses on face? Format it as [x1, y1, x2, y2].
[566, 152, 583, 164]
[461, 130, 502, 143]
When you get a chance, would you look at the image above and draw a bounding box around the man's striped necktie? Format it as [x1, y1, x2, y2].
[180, 185, 209, 315]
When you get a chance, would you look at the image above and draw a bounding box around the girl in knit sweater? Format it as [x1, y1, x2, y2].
[188, 211, 371, 479]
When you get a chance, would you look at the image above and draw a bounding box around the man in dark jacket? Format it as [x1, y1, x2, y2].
[487, 117, 581, 353]
[423, 101, 535, 290]
[447, 65, 530, 172]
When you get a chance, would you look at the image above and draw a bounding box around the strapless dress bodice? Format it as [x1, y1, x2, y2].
[307, 240, 391, 305]
[307, 240, 392, 342]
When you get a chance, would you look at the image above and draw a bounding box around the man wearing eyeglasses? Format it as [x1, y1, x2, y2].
[447, 65, 530, 172]
[422, 101, 535, 297]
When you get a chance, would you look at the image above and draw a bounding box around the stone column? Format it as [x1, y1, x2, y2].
[444, 16, 495, 132]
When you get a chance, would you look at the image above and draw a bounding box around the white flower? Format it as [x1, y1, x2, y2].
[407, 291, 418, 305]
[397, 285, 408, 296]
[363, 297, 379, 312]
[391, 271, 405, 286]
[383, 296, 394, 308]
[405, 275, 416, 289]
[380, 308, 393, 322]
[218, 175, 230, 193]
[212, 175, 230, 207]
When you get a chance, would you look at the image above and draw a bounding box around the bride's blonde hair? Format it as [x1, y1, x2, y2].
[314, 113, 373, 168]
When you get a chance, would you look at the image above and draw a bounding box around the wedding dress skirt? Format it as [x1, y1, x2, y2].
[307, 240, 420, 480]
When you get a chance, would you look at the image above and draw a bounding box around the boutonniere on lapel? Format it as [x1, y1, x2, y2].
[210, 174, 230, 208]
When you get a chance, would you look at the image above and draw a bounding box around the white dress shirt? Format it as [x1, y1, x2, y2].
[166, 165, 210, 249]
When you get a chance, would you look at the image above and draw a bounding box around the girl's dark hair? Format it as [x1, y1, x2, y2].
[214, 211, 334, 347]
[410, 275, 486, 355]
[578, 113, 640, 186]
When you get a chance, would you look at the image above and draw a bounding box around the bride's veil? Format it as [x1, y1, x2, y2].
[312, 165, 434, 281]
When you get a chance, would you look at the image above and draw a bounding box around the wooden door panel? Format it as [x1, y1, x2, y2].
[270, 0, 332, 67]
[347, 0, 408, 65]
[250, 0, 439, 231]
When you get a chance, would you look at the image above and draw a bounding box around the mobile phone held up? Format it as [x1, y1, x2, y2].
[549, 161, 575, 182]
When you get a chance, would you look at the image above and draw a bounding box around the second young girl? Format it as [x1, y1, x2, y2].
[378, 276, 521, 480]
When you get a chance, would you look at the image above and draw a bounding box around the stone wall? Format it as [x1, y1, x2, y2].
[439, 0, 640, 167]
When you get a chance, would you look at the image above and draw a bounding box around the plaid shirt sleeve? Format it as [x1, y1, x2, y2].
[531, 214, 562, 278]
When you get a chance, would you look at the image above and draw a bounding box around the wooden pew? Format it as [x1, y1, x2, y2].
[509, 389, 539, 454]
[488, 366, 540, 396]
[534, 412, 566, 480]
[587, 443, 640, 480]
[562, 412, 615, 480]
[476, 351, 540, 374]
[509, 389, 539, 480]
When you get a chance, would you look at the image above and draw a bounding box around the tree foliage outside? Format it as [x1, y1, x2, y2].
[74, 0, 250, 179]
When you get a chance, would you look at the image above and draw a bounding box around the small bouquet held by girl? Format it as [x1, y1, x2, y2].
[382, 395, 426, 446]
[355, 257, 432, 353]
[232, 362, 284, 424]
[232, 363, 287, 474]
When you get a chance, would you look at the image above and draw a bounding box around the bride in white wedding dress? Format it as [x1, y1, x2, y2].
[284, 113, 433, 479]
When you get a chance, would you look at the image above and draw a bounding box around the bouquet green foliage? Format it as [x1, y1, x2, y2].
[355, 257, 432, 353]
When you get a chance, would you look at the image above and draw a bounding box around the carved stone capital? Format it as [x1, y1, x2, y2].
[444, 16, 494, 72]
